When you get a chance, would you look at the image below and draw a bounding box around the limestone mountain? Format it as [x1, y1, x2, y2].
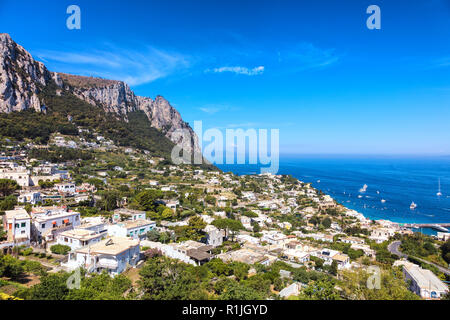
[0, 33, 199, 155]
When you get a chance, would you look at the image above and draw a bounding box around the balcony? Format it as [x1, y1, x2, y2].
[96, 259, 118, 269]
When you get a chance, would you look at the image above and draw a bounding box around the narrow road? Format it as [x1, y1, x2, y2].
[388, 241, 407, 258]
[388, 240, 450, 276]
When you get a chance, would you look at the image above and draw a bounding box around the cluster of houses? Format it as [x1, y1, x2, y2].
[1, 206, 156, 276]
[0, 147, 448, 299]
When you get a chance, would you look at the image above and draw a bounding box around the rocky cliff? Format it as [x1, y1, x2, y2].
[0, 33, 53, 113]
[0, 33, 199, 154]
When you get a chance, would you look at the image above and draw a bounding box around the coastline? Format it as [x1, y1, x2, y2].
[216, 156, 450, 235]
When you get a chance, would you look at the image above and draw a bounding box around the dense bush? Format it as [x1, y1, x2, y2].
[50, 244, 71, 255]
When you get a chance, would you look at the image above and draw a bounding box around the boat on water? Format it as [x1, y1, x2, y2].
[410, 201, 417, 210]
[359, 184, 368, 193]
[381, 199, 386, 203]
[437, 178, 442, 197]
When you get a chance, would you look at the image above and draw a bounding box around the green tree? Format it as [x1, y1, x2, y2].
[30, 273, 70, 300]
[298, 279, 341, 300]
[330, 260, 338, 276]
[0, 195, 18, 211]
[134, 190, 162, 211]
[138, 256, 206, 300]
[219, 281, 263, 300]
[441, 239, 450, 264]
[322, 217, 332, 229]
[0, 255, 25, 280]
[0, 179, 19, 197]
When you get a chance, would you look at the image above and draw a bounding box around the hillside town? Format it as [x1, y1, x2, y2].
[1, 131, 449, 300]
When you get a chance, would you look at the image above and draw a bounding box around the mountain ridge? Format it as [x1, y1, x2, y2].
[0, 33, 199, 155]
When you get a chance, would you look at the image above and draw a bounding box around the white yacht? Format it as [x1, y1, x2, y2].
[410, 201, 417, 210]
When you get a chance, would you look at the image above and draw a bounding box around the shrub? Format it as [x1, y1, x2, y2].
[50, 244, 71, 255]
[20, 248, 33, 256]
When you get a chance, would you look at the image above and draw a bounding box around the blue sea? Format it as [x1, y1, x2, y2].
[216, 155, 450, 234]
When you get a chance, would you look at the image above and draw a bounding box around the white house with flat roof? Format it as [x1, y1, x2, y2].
[279, 282, 301, 299]
[312, 249, 351, 270]
[113, 208, 146, 222]
[31, 208, 81, 242]
[78, 217, 108, 234]
[63, 237, 140, 276]
[0, 166, 31, 187]
[18, 191, 42, 205]
[282, 249, 310, 264]
[397, 261, 449, 299]
[55, 182, 76, 195]
[2, 209, 31, 244]
[56, 229, 105, 251]
[107, 219, 156, 239]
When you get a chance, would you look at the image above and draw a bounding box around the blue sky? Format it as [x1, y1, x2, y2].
[1, 0, 450, 155]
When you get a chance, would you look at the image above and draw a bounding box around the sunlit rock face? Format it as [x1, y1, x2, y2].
[0, 33, 199, 154]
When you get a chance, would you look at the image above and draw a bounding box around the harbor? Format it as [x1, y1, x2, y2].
[403, 223, 450, 233]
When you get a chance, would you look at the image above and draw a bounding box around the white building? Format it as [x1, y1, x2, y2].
[78, 217, 108, 234]
[55, 183, 76, 195]
[2, 209, 31, 244]
[282, 249, 310, 263]
[113, 208, 146, 222]
[313, 249, 350, 270]
[63, 237, 140, 276]
[204, 225, 224, 247]
[0, 166, 31, 187]
[107, 219, 156, 239]
[56, 229, 105, 251]
[18, 191, 42, 205]
[399, 261, 449, 299]
[261, 231, 293, 245]
[370, 227, 396, 243]
[279, 282, 301, 299]
[340, 236, 365, 245]
[31, 208, 81, 242]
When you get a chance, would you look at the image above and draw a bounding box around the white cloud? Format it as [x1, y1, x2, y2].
[34, 45, 191, 86]
[207, 66, 264, 76]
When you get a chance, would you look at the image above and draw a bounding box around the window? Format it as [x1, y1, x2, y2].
[42, 223, 46, 229]
[15, 223, 19, 229]
[21, 222, 26, 227]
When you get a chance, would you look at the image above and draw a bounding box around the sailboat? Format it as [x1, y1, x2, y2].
[410, 201, 417, 210]
[359, 184, 368, 193]
[437, 178, 442, 197]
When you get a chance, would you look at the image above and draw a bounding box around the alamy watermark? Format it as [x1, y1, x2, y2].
[366, 5, 381, 30]
[66, 5, 81, 30]
[366, 265, 381, 289]
[170, 121, 279, 174]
